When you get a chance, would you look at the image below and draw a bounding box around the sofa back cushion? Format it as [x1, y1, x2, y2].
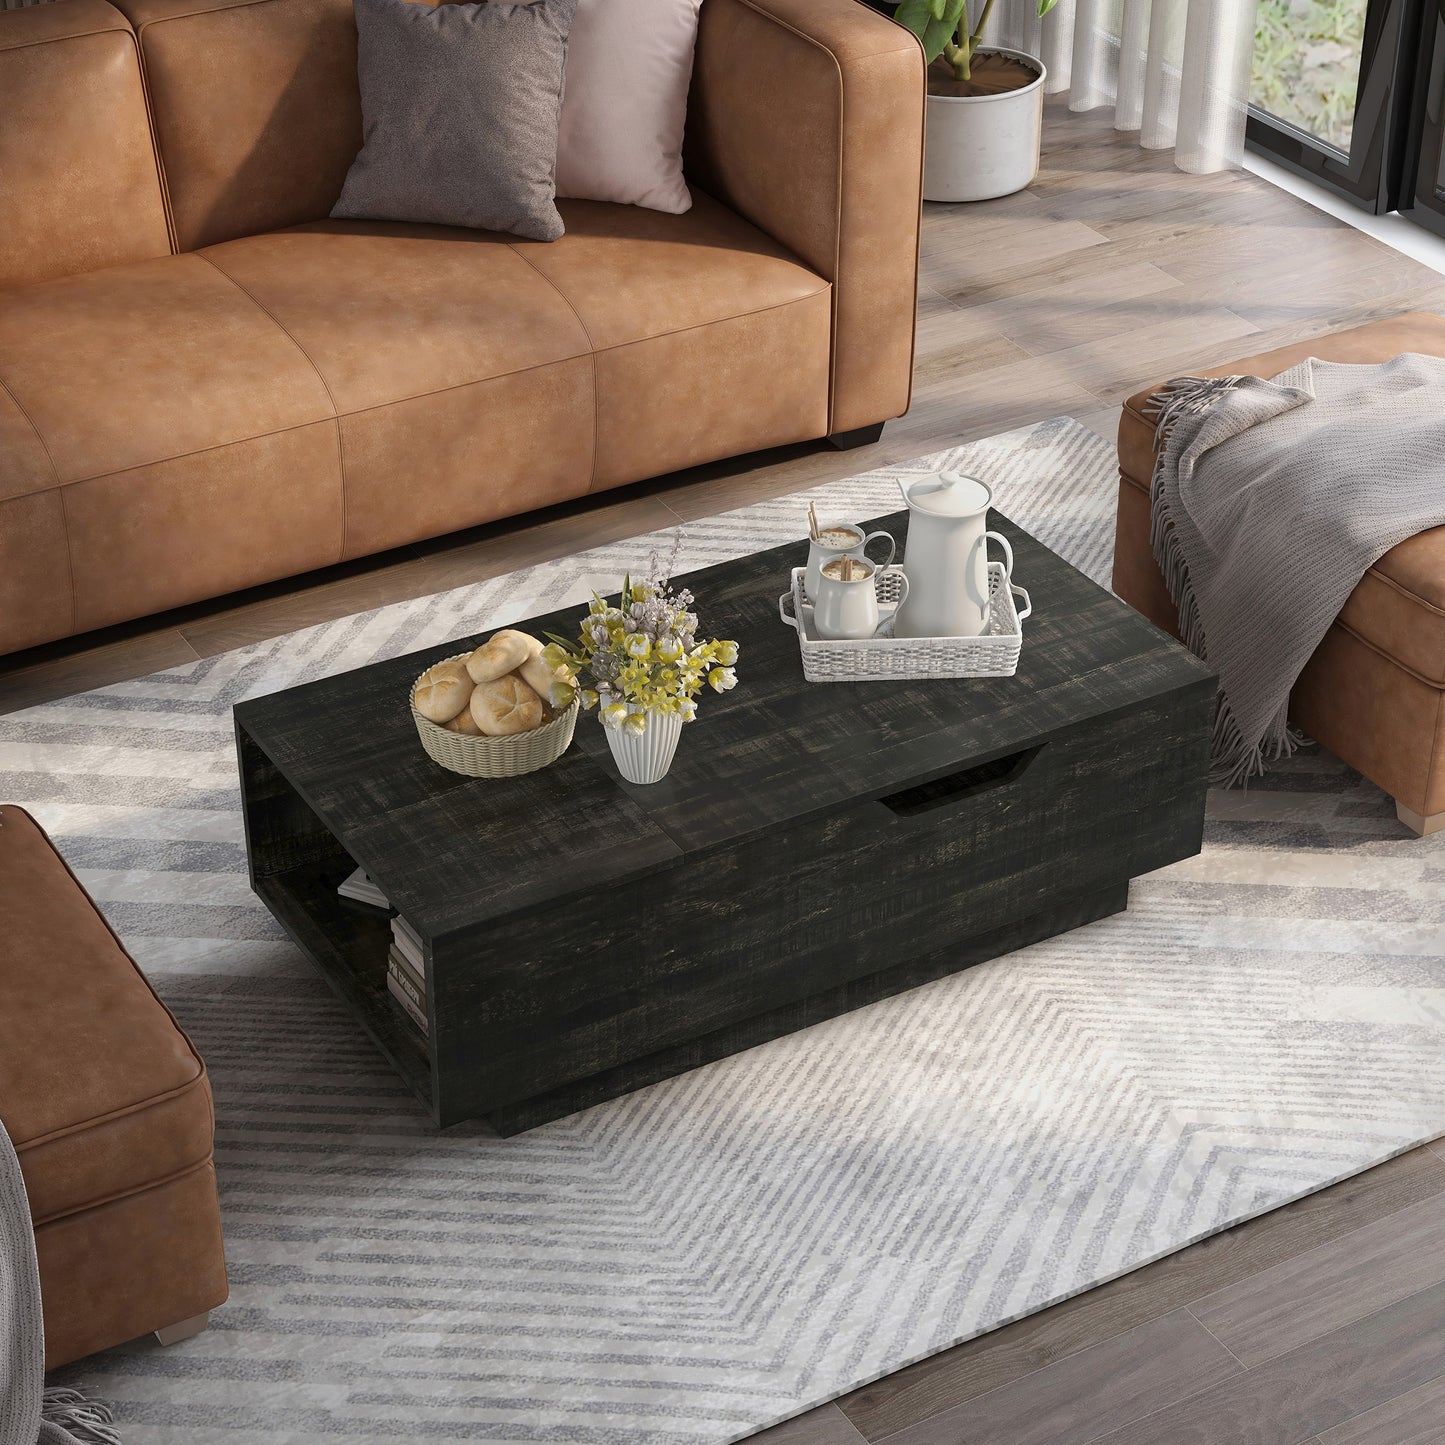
[112, 0, 363, 251]
[0, 0, 171, 290]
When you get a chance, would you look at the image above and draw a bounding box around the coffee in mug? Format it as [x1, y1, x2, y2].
[804, 518, 896, 600]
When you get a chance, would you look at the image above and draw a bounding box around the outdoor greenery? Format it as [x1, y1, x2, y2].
[1253, 0, 1367, 153]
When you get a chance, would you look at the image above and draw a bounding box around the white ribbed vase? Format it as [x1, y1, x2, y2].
[603, 706, 685, 785]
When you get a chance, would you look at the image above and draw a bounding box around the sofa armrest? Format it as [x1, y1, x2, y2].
[686, 0, 924, 434]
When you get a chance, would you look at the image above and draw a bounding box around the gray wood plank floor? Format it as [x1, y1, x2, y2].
[4, 100, 1445, 1445]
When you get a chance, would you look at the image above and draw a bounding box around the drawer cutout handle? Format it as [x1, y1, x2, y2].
[878, 745, 1044, 819]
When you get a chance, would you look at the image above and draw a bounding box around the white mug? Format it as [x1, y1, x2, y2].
[805, 522, 896, 600]
[813, 558, 909, 640]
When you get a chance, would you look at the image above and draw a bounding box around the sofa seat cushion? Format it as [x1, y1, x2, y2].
[0, 251, 349, 642]
[519, 193, 830, 348]
[531, 193, 833, 488]
[0, 252, 336, 484]
[198, 219, 593, 413]
[1118, 312, 1445, 687]
[0, 805, 214, 1227]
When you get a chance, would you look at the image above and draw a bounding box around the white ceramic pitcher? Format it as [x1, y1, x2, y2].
[894, 471, 1014, 639]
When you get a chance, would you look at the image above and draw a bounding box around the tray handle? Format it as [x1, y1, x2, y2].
[779, 589, 800, 632]
[1011, 582, 1032, 624]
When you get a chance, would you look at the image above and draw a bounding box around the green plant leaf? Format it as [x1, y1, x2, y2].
[927, 0, 966, 57]
[898, 0, 964, 62]
[893, 0, 934, 43]
[1037, 0, 1059, 15]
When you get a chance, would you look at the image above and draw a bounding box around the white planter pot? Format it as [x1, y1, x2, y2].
[603, 706, 685, 785]
[923, 49, 1045, 203]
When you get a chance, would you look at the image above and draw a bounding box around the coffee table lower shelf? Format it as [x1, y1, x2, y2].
[253, 862, 435, 1115]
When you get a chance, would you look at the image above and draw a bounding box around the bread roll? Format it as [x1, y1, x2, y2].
[517, 651, 571, 706]
[470, 675, 544, 736]
[413, 659, 474, 724]
[444, 707, 483, 735]
[465, 629, 540, 684]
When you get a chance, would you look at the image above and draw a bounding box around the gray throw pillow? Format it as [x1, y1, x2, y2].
[333, 0, 578, 242]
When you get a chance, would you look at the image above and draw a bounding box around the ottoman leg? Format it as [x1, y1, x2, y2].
[1396, 801, 1445, 837]
[155, 1311, 210, 1346]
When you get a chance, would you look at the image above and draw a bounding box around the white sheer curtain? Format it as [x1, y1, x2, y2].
[982, 0, 1260, 173]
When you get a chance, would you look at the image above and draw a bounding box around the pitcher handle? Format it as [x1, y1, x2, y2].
[861, 529, 896, 570]
[983, 529, 1014, 585]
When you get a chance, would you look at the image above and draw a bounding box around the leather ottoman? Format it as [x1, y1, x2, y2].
[1112, 312, 1445, 836]
[0, 805, 228, 1368]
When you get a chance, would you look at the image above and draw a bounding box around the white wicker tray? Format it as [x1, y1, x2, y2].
[778, 563, 1032, 682]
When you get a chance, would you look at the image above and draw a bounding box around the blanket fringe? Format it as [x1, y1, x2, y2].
[40, 1387, 122, 1445]
[1142, 373, 1245, 453]
[1144, 373, 1283, 787]
[1145, 376, 1244, 671]
[1208, 697, 1306, 790]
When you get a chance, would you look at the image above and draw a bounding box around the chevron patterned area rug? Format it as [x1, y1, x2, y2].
[8, 416, 1444, 1444]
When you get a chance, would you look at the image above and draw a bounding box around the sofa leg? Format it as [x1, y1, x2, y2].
[1396, 801, 1445, 837]
[827, 422, 885, 450]
[155, 1311, 209, 1346]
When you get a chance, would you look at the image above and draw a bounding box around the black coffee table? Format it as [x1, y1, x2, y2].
[234, 511, 1215, 1134]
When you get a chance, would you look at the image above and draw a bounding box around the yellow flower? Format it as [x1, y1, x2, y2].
[714, 640, 739, 666]
[548, 680, 577, 710]
[622, 710, 648, 735]
[656, 635, 683, 662]
[580, 689, 600, 710]
[600, 702, 628, 730]
[708, 666, 737, 693]
[625, 633, 652, 660]
[541, 642, 570, 670]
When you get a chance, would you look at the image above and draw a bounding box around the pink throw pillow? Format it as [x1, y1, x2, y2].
[555, 0, 701, 215]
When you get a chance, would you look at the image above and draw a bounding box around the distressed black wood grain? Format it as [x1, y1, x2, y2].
[235, 514, 1216, 1130]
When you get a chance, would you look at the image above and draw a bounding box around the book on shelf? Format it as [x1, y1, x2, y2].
[385, 968, 428, 1035]
[390, 915, 427, 978]
[387, 946, 425, 1007]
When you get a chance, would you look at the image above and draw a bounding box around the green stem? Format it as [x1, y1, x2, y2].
[968, 0, 996, 52]
[947, 0, 996, 82]
[953, 0, 971, 79]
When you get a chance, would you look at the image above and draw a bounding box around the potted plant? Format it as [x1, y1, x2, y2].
[543, 567, 738, 786]
[894, 0, 1058, 202]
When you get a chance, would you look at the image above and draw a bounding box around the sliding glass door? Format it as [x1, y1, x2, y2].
[1246, 0, 1425, 213]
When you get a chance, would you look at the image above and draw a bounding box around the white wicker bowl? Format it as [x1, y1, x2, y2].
[410, 653, 578, 778]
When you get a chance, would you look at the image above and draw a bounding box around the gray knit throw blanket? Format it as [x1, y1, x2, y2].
[0, 1119, 120, 1445]
[1148, 351, 1445, 785]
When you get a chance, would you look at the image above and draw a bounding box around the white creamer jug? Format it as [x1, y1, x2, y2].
[894, 471, 1014, 639]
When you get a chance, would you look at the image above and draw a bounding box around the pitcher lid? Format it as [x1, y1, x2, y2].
[905, 470, 992, 517]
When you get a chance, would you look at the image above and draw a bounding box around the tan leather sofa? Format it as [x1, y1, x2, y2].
[1112, 313, 1445, 837]
[0, 0, 924, 657]
[0, 805, 228, 1367]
